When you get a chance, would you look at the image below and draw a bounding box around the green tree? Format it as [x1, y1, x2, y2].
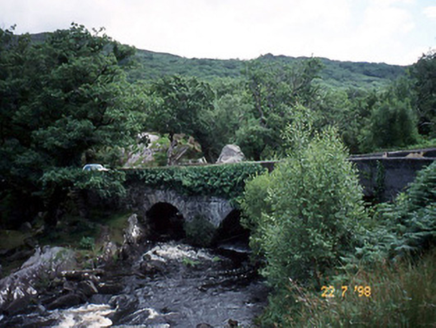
[239, 58, 323, 159]
[411, 50, 436, 136]
[201, 93, 250, 160]
[0, 24, 142, 227]
[312, 88, 358, 150]
[361, 98, 418, 151]
[146, 75, 214, 164]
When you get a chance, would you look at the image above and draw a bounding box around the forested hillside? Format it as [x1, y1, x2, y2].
[129, 49, 406, 89]
[29, 32, 406, 89]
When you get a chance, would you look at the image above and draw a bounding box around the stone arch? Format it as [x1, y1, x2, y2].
[138, 188, 234, 228]
[146, 202, 185, 241]
[212, 209, 250, 248]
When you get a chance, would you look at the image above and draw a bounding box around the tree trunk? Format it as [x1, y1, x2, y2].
[167, 133, 176, 166]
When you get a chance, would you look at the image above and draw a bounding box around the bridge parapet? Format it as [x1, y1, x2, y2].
[350, 157, 436, 201]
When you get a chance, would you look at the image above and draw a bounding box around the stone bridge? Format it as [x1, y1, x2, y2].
[122, 149, 436, 241]
[125, 186, 240, 243]
[128, 187, 234, 228]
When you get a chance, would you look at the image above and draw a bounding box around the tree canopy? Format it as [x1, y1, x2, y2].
[145, 75, 214, 164]
[0, 24, 142, 227]
[411, 51, 436, 136]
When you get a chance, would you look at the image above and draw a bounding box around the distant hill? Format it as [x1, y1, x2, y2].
[129, 49, 407, 89]
[26, 33, 407, 89]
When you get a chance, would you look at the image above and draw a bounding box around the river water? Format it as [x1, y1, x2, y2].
[0, 242, 269, 328]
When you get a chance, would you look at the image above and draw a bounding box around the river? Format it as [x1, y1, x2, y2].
[0, 242, 269, 328]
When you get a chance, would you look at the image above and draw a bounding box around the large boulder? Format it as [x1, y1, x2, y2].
[216, 144, 245, 164]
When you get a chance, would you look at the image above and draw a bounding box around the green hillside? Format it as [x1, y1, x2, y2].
[27, 32, 406, 89]
[128, 49, 407, 89]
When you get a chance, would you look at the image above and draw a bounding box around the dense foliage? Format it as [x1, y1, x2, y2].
[145, 75, 215, 164]
[126, 162, 266, 202]
[240, 111, 367, 325]
[289, 161, 436, 328]
[241, 112, 436, 327]
[20, 29, 436, 164]
[366, 161, 436, 259]
[0, 24, 143, 227]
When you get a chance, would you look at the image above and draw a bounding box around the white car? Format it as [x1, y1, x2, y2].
[82, 164, 109, 171]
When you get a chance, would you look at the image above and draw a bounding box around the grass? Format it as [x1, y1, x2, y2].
[182, 257, 200, 268]
[277, 249, 436, 327]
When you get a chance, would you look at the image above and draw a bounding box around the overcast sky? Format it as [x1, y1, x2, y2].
[1, 0, 435, 65]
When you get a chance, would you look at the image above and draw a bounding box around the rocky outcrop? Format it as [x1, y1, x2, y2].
[121, 133, 160, 168]
[0, 246, 76, 314]
[121, 133, 205, 168]
[216, 145, 245, 164]
[120, 214, 146, 260]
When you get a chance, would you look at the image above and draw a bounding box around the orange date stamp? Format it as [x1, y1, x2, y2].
[321, 285, 371, 298]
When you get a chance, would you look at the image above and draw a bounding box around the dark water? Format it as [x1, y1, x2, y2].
[0, 242, 268, 328]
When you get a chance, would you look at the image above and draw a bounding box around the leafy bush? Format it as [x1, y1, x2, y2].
[361, 98, 418, 152]
[79, 236, 95, 250]
[240, 172, 273, 256]
[249, 155, 436, 327]
[241, 109, 367, 290]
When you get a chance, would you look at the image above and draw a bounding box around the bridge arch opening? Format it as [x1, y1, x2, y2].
[146, 202, 186, 241]
[212, 210, 250, 250]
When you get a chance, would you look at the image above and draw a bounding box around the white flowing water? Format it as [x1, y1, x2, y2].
[53, 304, 115, 328]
